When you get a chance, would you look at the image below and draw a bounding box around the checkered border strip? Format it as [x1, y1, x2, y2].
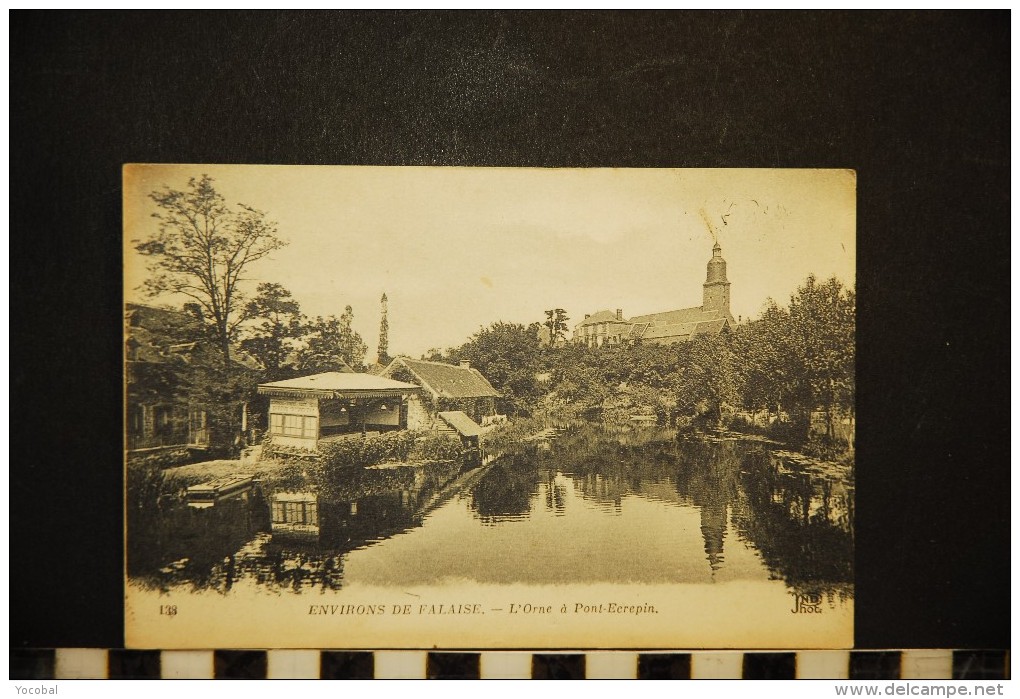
[9, 649, 1010, 679]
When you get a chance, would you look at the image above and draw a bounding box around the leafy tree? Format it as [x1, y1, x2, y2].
[446, 322, 544, 413]
[552, 362, 610, 409]
[422, 347, 446, 362]
[734, 299, 799, 421]
[181, 355, 258, 454]
[239, 283, 305, 378]
[622, 344, 678, 390]
[134, 174, 286, 366]
[671, 333, 741, 427]
[787, 275, 855, 439]
[543, 308, 570, 346]
[297, 306, 368, 372]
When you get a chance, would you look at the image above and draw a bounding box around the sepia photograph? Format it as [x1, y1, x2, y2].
[124, 165, 855, 650]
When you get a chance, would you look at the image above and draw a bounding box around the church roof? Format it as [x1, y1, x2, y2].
[628, 322, 650, 340]
[629, 305, 716, 326]
[642, 321, 699, 341]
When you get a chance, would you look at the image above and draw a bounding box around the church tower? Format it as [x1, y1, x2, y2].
[702, 242, 732, 316]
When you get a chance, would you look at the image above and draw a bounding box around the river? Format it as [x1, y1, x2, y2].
[129, 422, 853, 600]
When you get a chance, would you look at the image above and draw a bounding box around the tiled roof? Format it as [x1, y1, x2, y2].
[637, 317, 730, 342]
[693, 318, 730, 335]
[642, 321, 698, 341]
[571, 304, 733, 344]
[575, 310, 622, 327]
[628, 322, 650, 340]
[125, 303, 262, 369]
[437, 411, 483, 438]
[385, 358, 501, 398]
[628, 305, 713, 326]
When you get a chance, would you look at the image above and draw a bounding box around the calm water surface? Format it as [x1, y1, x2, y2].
[129, 423, 853, 597]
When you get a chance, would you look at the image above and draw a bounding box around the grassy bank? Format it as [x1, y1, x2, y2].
[479, 413, 555, 454]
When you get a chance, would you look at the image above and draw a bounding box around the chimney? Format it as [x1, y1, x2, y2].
[459, 360, 471, 370]
[616, 308, 623, 320]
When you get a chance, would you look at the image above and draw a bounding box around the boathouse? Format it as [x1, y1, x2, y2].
[257, 372, 421, 450]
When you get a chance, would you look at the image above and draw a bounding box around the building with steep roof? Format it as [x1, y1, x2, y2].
[573, 243, 735, 347]
[380, 357, 501, 427]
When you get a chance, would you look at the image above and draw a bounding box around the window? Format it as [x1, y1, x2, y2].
[270, 413, 318, 439]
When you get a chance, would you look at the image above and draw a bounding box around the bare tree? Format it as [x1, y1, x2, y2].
[134, 175, 286, 365]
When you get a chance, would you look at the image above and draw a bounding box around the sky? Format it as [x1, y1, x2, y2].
[124, 165, 856, 359]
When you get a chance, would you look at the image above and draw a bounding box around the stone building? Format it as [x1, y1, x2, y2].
[573, 243, 736, 347]
[381, 357, 501, 427]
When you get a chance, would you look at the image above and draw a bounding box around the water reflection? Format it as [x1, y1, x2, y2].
[129, 424, 852, 596]
[469, 457, 540, 522]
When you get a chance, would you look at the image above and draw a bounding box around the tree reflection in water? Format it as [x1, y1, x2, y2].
[469, 456, 541, 522]
[466, 423, 853, 595]
[129, 423, 852, 596]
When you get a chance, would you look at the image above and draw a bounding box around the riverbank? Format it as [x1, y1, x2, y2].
[679, 424, 854, 469]
[152, 412, 852, 502]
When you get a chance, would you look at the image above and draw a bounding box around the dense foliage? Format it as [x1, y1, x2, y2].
[296, 306, 368, 372]
[317, 431, 418, 469]
[311, 431, 463, 494]
[429, 321, 545, 414]
[129, 177, 371, 455]
[436, 274, 855, 448]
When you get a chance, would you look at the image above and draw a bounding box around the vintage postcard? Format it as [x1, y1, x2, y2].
[124, 165, 855, 649]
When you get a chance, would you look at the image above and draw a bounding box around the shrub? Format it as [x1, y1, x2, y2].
[260, 434, 320, 463]
[410, 433, 463, 462]
[479, 414, 549, 454]
[310, 431, 462, 492]
[317, 430, 422, 471]
[126, 462, 167, 514]
[727, 414, 767, 436]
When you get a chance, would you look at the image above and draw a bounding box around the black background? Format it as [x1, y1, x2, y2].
[11, 11, 1009, 650]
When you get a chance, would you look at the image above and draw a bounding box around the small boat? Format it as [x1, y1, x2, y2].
[185, 474, 256, 508]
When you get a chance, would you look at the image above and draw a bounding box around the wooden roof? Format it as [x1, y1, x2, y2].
[438, 411, 483, 438]
[258, 372, 419, 398]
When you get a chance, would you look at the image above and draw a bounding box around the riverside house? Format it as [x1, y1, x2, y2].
[257, 372, 421, 451]
[380, 358, 501, 427]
